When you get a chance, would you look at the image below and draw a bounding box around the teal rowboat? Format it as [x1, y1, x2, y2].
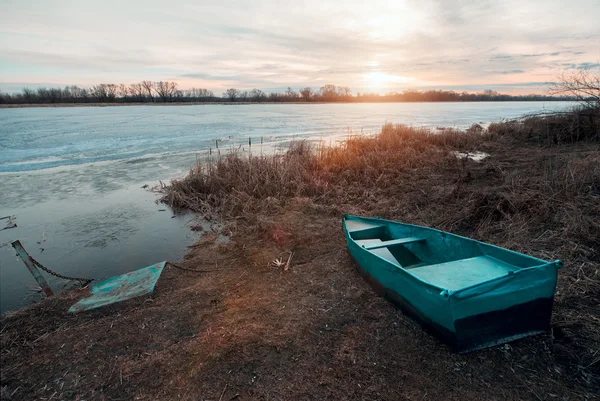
[343, 215, 563, 353]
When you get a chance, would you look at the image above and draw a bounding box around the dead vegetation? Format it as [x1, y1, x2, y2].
[489, 106, 600, 144]
[161, 108, 600, 394]
[161, 124, 484, 217]
[1, 109, 599, 400]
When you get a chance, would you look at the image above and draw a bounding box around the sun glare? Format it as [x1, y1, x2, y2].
[364, 71, 388, 88]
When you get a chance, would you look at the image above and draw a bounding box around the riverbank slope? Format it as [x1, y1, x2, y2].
[1, 110, 598, 400]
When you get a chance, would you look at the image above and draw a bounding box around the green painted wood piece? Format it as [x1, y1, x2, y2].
[69, 262, 166, 313]
[343, 215, 562, 352]
[362, 237, 425, 250]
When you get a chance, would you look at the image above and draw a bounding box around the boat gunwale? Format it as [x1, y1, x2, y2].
[343, 214, 562, 296]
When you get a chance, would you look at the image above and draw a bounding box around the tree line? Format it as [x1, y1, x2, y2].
[356, 89, 573, 102]
[0, 81, 215, 104]
[0, 81, 574, 104]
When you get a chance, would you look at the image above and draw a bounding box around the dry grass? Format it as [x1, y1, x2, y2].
[162, 112, 600, 392]
[488, 106, 600, 144]
[162, 124, 487, 217]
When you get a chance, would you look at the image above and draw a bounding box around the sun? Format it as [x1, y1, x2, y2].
[364, 71, 388, 88]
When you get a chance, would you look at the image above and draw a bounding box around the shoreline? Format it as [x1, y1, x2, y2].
[1, 111, 598, 399]
[0, 99, 576, 109]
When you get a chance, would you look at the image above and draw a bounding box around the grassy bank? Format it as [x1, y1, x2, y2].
[1, 109, 598, 400]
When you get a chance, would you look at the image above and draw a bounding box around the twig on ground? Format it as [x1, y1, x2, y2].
[218, 383, 228, 401]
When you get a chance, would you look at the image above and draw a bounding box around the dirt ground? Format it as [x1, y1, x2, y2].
[1, 139, 599, 400]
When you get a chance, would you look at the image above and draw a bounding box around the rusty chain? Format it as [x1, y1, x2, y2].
[29, 254, 93, 285]
[167, 261, 216, 273]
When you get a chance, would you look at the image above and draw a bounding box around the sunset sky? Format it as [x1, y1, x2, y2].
[1, 0, 599, 94]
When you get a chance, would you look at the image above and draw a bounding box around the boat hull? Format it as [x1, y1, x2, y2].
[344, 216, 560, 353]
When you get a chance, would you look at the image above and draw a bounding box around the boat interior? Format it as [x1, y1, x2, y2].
[345, 218, 543, 291]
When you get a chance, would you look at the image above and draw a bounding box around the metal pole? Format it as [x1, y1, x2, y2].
[11, 240, 54, 297]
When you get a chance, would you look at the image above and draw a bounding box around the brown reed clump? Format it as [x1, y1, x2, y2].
[161, 123, 488, 217]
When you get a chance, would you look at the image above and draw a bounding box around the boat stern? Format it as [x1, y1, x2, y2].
[447, 261, 561, 353]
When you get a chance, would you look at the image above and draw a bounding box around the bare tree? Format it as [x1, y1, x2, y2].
[550, 68, 600, 111]
[22, 88, 35, 103]
[285, 87, 298, 100]
[129, 83, 145, 102]
[224, 88, 240, 102]
[339, 86, 352, 98]
[199, 88, 214, 99]
[141, 80, 155, 101]
[319, 84, 338, 100]
[154, 81, 178, 102]
[105, 84, 118, 101]
[62, 86, 73, 100]
[300, 87, 313, 101]
[48, 88, 62, 102]
[68, 85, 86, 101]
[90, 84, 108, 101]
[167, 81, 178, 101]
[117, 84, 128, 99]
[181, 88, 214, 101]
[89, 84, 116, 102]
[250, 88, 266, 102]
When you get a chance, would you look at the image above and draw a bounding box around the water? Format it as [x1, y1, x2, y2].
[0, 102, 574, 313]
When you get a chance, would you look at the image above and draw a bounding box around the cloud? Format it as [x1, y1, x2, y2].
[489, 70, 526, 75]
[577, 62, 600, 69]
[519, 51, 588, 58]
[560, 62, 600, 70]
[0, 0, 598, 94]
[180, 73, 242, 81]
